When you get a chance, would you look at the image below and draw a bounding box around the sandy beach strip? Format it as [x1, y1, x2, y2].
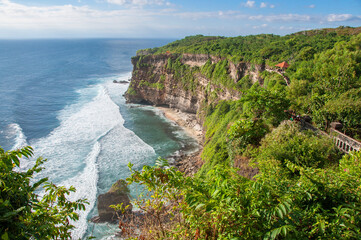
[157, 107, 203, 144]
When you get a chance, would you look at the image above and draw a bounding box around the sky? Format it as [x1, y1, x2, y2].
[0, 0, 360, 39]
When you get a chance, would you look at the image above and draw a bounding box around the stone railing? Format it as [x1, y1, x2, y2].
[303, 122, 360, 153]
[330, 129, 361, 153]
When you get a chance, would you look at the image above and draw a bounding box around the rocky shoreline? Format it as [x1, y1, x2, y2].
[157, 106, 204, 176]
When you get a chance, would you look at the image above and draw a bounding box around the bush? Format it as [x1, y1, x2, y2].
[200, 101, 242, 174]
[0, 146, 88, 240]
[125, 150, 360, 239]
[256, 121, 338, 169]
[241, 83, 290, 125]
[227, 118, 269, 154]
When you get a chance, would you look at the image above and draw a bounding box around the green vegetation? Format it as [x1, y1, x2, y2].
[0, 146, 88, 240]
[126, 149, 361, 239]
[200, 83, 290, 174]
[166, 56, 199, 93]
[126, 86, 137, 96]
[139, 80, 165, 90]
[123, 27, 361, 239]
[201, 100, 242, 173]
[141, 28, 359, 65]
[201, 59, 236, 89]
[255, 122, 339, 169]
[194, 31, 360, 188]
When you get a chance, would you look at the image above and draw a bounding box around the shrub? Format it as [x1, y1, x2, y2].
[256, 121, 338, 169]
[0, 146, 88, 240]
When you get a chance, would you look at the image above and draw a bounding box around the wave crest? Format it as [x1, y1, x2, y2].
[7, 123, 28, 150]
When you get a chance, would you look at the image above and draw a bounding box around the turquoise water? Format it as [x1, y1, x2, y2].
[0, 39, 198, 239]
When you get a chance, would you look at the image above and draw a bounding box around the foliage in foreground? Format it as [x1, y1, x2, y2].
[125, 149, 361, 239]
[0, 146, 88, 240]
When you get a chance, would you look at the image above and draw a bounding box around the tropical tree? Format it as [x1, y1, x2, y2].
[0, 146, 88, 240]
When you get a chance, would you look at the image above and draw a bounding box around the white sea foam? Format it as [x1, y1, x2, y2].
[96, 123, 156, 194]
[7, 123, 28, 150]
[30, 76, 156, 239]
[32, 83, 124, 238]
[96, 79, 156, 192]
[11, 71, 191, 239]
[65, 141, 100, 239]
[57, 86, 100, 123]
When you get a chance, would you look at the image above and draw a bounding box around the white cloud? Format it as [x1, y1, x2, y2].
[260, 2, 275, 8]
[249, 14, 312, 22]
[308, 4, 315, 8]
[106, 0, 170, 6]
[244, 0, 255, 8]
[0, 0, 361, 38]
[175, 10, 244, 20]
[0, 0, 169, 37]
[173, 11, 317, 24]
[253, 23, 268, 29]
[327, 14, 359, 22]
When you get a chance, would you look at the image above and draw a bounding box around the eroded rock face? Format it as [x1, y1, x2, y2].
[125, 54, 204, 114]
[95, 179, 132, 223]
[125, 53, 266, 117]
[180, 53, 221, 67]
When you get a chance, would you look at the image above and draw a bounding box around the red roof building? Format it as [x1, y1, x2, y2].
[275, 61, 290, 69]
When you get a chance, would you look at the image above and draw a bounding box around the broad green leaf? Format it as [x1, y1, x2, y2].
[1, 232, 9, 240]
[195, 203, 205, 210]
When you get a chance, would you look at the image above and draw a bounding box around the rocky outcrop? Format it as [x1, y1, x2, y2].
[180, 53, 222, 67]
[113, 80, 129, 84]
[92, 179, 132, 223]
[126, 54, 199, 113]
[125, 53, 266, 116]
[174, 150, 203, 176]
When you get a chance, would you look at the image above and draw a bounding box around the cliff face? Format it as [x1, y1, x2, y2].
[125, 54, 199, 113]
[125, 53, 266, 115]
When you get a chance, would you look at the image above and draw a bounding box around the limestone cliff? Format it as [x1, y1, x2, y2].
[125, 53, 267, 117]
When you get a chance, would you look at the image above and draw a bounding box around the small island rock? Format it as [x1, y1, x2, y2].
[94, 179, 132, 223]
[113, 80, 129, 84]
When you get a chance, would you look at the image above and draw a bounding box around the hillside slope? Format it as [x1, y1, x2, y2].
[123, 26, 361, 240]
[125, 27, 361, 174]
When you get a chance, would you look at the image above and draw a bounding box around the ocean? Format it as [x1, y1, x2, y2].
[0, 39, 198, 239]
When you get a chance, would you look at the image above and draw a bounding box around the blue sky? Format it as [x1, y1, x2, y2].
[0, 0, 360, 38]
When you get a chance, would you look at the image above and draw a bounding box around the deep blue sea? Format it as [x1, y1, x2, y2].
[0, 39, 198, 239]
